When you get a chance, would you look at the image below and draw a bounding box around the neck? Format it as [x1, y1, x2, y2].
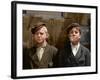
[71, 42, 79, 46]
[37, 41, 47, 47]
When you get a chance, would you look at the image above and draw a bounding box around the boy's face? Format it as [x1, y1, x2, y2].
[33, 26, 48, 44]
[68, 27, 81, 45]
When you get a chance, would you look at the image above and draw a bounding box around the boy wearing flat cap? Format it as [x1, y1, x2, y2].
[23, 22, 57, 69]
[56, 23, 90, 67]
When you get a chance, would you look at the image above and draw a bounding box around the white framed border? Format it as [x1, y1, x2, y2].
[11, 1, 98, 79]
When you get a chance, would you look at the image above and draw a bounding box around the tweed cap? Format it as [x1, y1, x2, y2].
[31, 22, 46, 34]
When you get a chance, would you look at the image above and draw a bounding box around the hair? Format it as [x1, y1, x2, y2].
[66, 23, 81, 34]
[31, 22, 49, 38]
[31, 22, 47, 34]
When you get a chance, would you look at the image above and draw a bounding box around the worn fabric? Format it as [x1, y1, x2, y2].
[55, 43, 90, 67]
[23, 44, 57, 69]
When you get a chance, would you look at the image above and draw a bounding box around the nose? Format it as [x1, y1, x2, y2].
[37, 33, 41, 37]
[72, 32, 76, 36]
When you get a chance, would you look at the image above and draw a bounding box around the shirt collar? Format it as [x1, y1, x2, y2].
[71, 42, 80, 50]
[37, 41, 47, 48]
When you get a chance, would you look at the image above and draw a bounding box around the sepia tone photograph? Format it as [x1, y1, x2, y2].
[11, 1, 97, 79]
[22, 10, 91, 69]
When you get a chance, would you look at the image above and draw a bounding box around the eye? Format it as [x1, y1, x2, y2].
[40, 33, 43, 35]
[75, 31, 78, 34]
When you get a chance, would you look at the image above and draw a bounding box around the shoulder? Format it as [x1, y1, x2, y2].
[28, 46, 36, 55]
[47, 44, 58, 52]
[29, 46, 35, 50]
[46, 44, 58, 55]
[80, 44, 90, 54]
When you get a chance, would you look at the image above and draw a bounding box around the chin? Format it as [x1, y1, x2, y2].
[72, 41, 79, 44]
[37, 41, 42, 44]
[37, 41, 43, 44]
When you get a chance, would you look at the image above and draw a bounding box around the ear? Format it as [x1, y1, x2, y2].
[79, 35, 81, 39]
[46, 33, 49, 39]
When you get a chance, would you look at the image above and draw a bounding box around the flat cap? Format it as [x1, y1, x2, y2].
[31, 22, 46, 34]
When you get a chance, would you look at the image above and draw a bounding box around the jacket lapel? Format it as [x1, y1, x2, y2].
[29, 44, 51, 68]
[32, 53, 39, 62]
[75, 44, 82, 59]
[29, 47, 40, 65]
[40, 44, 50, 63]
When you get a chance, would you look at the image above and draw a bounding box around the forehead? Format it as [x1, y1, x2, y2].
[69, 27, 80, 32]
[35, 26, 47, 33]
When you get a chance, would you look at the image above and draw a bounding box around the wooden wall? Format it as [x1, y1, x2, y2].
[23, 11, 90, 50]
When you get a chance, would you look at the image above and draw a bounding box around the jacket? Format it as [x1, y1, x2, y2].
[23, 44, 57, 69]
[55, 43, 90, 67]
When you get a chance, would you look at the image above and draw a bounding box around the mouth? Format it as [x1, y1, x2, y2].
[37, 39, 42, 41]
[70, 37, 78, 41]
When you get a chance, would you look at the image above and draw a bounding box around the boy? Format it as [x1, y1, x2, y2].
[56, 23, 90, 67]
[23, 22, 57, 69]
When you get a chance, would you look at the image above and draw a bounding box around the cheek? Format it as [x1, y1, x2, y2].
[33, 36, 40, 41]
[78, 35, 81, 38]
[34, 35, 38, 39]
[42, 34, 48, 39]
[76, 34, 81, 38]
[69, 35, 81, 41]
